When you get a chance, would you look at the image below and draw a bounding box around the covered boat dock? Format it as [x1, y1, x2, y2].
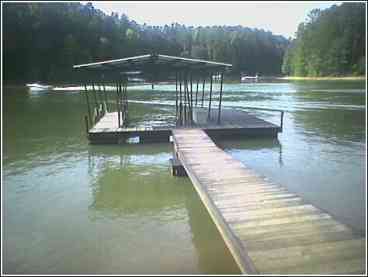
[73, 53, 283, 144]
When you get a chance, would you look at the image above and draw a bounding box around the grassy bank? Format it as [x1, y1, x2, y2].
[279, 76, 366, 81]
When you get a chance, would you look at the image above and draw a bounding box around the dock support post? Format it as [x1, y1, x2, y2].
[183, 72, 187, 125]
[280, 111, 284, 132]
[195, 76, 199, 106]
[179, 72, 183, 126]
[208, 73, 213, 120]
[92, 82, 98, 118]
[201, 76, 206, 107]
[184, 71, 189, 126]
[175, 71, 178, 120]
[84, 84, 92, 126]
[122, 80, 128, 127]
[217, 72, 224, 125]
[115, 81, 121, 128]
[103, 78, 108, 112]
[125, 81, 128, 125]
[179, 71, 183, 126]
[190, 72, 193, 124]
[98, 82, 103, 118]
[170, 155, 187, 177]
[84, 115, 89, 134]
[97, 83, 103, 108]
[119, 80, 122, 127]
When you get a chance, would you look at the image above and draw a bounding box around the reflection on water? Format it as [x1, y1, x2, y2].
[87, 145, 181, 218]
[293, 109, 365, 143]
[223, 109, 365, 233]
[184, 185, 240, 274]
[3, 80, 366, 273]
[85, 145, 240, 274]
[218, 137, 284, 168]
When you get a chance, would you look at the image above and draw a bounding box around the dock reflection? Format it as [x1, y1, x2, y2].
[86, 143, 189, 219]
[183, 185, 241, 274]
[86, 143, 241, 273]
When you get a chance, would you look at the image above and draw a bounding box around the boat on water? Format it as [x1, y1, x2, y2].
[26, 83, 53, 91]
[241, 74, 259, 82]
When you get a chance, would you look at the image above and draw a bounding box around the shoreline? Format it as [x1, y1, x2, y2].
[4, 75, 366, 88]
[278, 76, 366, 81]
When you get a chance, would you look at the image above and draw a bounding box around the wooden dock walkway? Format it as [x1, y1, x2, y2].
[172, 129, 366, 274]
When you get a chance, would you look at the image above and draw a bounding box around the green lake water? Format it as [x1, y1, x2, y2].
[3, 80, 366, 274]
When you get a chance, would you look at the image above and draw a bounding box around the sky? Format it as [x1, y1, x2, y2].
[90, 1, 343, 38]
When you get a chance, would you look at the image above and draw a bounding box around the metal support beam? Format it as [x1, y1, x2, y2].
[99, 82, 105, 116]
[184, 72, 188, 125]
[179, 71, 183, 126]
[97, 83, 103, 106]
[92, 82, 98, 114]
[201, 76, 206, 107]
[175, 72, 178, 118]
[195, 77, 199, 106]
[217, 72, 224, 125]
[190, 72, 193, 124]
[84, 84, 92, 126]
[119, 80, 123, 127]
[103, 78, 108, 112]
[115, 81, 121, 127]
[208, 73, 213, 120]
[123, 80, 128, 127]
[125, 81, 128, 125]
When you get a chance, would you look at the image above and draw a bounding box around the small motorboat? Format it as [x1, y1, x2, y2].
[26, 83, 53, 91]
[241, 74, 259, 82]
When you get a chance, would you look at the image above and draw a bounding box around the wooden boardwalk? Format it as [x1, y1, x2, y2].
[172, 129, 366, 274]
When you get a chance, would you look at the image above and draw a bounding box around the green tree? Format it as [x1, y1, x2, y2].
[283, 3, 366, 77]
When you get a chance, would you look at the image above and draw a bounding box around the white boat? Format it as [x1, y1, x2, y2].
[241, 74, 259, 82]
[26, 83, 53, 91]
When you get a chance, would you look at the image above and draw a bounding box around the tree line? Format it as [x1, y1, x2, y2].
[3, 2, 289, 84]
[282, 3, 366, 77]
[3, 2, 365, 84]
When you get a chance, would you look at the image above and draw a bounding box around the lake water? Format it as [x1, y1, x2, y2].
[3, 80, 366, 274]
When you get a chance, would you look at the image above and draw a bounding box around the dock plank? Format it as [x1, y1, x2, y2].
[172, 128, 365, 274]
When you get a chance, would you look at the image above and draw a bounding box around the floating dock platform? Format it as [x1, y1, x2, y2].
[88, 108, 281, 144]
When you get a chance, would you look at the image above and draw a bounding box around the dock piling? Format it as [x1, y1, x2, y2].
[190, 72, 193, 124]
[195, 77, 199, 106]
[175, 72, 178, 120]
[208, 73, 213, 120]
[217, 72, 224, 125]
[84, 84, 92, 126]
[84, 115, 89, 134]
[201, 76, 206, 107]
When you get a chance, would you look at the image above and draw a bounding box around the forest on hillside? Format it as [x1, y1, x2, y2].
[3, 2, 366, 84]
[282, 3, 366, 77]
[3, 2, 288, 84]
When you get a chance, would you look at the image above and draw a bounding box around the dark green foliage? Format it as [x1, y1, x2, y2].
[282, 3, 366, 77]
[3, 3, 289, 84]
